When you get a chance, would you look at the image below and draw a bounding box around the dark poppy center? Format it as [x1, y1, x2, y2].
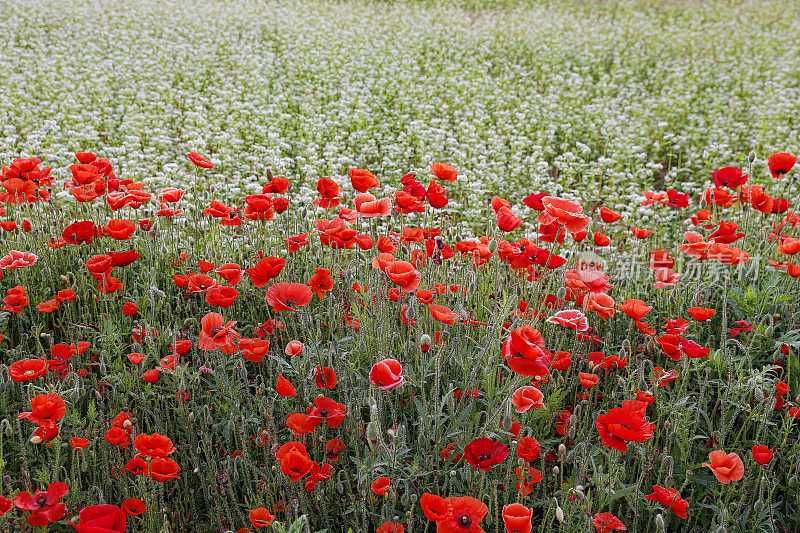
[458, 515, 472, 527]
[210, 327, 223, 336]
[36, 495, 48, 508]
[478, 452, 491, 462]
[319, 408, 329, 417]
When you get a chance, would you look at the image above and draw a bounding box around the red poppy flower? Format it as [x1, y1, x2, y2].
[70, 437, 91, 450]
[325, 438, 345, 462]
[752, 445, 774, 465]
[280, 449, 314, 482]
[249, 507, 275, 528]
[497, 207, 523, 232]
[420, 493, 452, 522]
[308, 396, 346, 428]
[429, 303, 458, 325]
[645, 486, 688, 519]
[712, 167, 748, 189]
[187, 151, 213, 168]
[385, 261, 422, 292]
[122, 302, 138, 316]
[245, 256, 285, 287]
[149, 457, 181, 482]
[511, 386, 544, 413]
[13, 481, 69, 526]
[238, 338, 269, 362]
[436, 496, 488, 533]
[9, 358, 48, 382]
[308, 267, 334, 298]
[591, 512, 626, 533]
[205, 285, 239, 307]
[503, 503, 533, 533]
[349, 168, 379, 192]
[377, 522, 404, 533]
[703, 450, 744, 483]
[579, 372, 600, 389]
[214, 263, 244, 287]
[104, 219, 136, 240]
[62, 220, 97, 244]
[369, 359, 404, 390]
[134, 433, 176, 458]
[516, 436, 540, 462]
[199, 312, 240, 353]
[314, 365, 337, 389]
[68, 504, 126, 532]
[583, 293, 616, 320]
[18, 393, 66, 426]
[121, 498, 146, 517]
[502, 326, 551, 377]
[463, 438, 509, 470]
[767, 152, 797, 178]
[687, 307, 715, 321]
[371, 476, 391, 496]
[431, 162, 457, 181]
[266, 282, 313, 312]
[595, 405, 655, 452]
[616, 299, 651, 322]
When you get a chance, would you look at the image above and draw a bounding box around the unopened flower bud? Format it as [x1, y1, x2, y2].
[749, 151, 756, 163]
[558, 443, 566, 460]
[488, 239, 498, 254]
[366, 422, 379, 442]
[556, 506, 564, 523]
[30, 435, 43, 444]
[655, 513, 666, 532]
[552, 466, 559, 475]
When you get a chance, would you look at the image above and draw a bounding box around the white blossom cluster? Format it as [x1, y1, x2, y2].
[1, 0, 798, 233]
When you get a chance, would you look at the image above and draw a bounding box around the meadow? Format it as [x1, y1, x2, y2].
[1, 0, 800, 532]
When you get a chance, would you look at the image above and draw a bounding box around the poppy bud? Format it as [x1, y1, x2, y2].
[420, 334, 432, 352]
[655, 513, 666, 532]
[488, 239, 498, 253]
[22, 218, 31, 232]
[558, 443, 566, 460]
[553, 466, 559, 475]
[754, 387, 764, 402]
[749, 151, 756, 163]
[367, 422, 379, 442]
[617, 377, 626, 388]
[789, 476, 798, 489]
[556, 506, 564, 523]
[30, 435, 43, 444]
[765, 326, 774, 337]
[556, 287, 566, 299]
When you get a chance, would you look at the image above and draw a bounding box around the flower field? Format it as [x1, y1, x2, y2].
[2, 1, 800, 532]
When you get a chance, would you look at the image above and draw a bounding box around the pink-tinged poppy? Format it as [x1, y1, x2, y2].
[645, 486, 688, 519]
[13, 481, 69, 526]
[370, 359, 404, 390]
[429, 303, 458, 325]
[285, 340, 305, 356]
[546, 309, 589, 331]
[703, 450, 744, 483]
[463, 438, 509, 470]
[511, 386, 544, 413]
[266, 282, 313, 312]
[187, 151, 213, 168]
[0, 250, 38, 269]
[537, 196, 590, 234]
